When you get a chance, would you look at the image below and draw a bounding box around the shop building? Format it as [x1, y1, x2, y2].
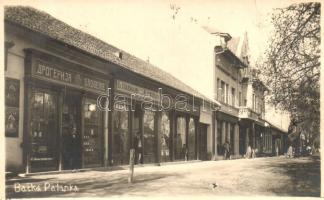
[205, 30, 288, 158]
[239, 68, 270, 156]
[202, 29, 246, 159]
[4, 6, 219, 173]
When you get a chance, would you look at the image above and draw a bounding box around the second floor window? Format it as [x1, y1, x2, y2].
[226, 84, 229, 104]
[231, 88, 235, 106]
[221, 81, 225, 102]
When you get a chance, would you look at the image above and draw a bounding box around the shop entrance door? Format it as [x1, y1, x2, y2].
[62, 92, 82, 170]
[83, 97, 103, 168]
[199, 123, 208, 160]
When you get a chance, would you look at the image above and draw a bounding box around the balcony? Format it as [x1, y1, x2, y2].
[239, 107, 264, 120]
[241, 68, 258, 79]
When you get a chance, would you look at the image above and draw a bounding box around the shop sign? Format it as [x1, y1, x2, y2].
[115, 80, 160, 102]
[32, 60, 108, 93]
[115, 80, 199, 115]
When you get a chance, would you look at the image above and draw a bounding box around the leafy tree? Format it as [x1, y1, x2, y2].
[259, 2, 320, 145]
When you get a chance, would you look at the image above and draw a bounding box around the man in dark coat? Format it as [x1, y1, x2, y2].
[134, 131, 143, 164]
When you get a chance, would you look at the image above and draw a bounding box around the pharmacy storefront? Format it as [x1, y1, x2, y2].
[23, 49, 109, 173]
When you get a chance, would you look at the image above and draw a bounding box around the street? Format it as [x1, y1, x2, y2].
[6, 156, 320, 198]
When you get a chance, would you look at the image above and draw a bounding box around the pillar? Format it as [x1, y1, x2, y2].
[58, 90, 63, 171]
[234, 123, 239, 155]
[169, 111, 175, 161]
[103, 97, 109, 167]
[214, 118, 218, 157]
[221, 121, 226, 145]
[245, 128, 249, 153]
[155, 112, 162, 164]
[252, 122, 255, 149]
[226, 122, 231, 143]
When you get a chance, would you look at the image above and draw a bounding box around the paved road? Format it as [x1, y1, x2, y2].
[6, 156, 320, 198]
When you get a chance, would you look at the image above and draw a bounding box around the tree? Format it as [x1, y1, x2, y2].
[259, 2, 320, 146]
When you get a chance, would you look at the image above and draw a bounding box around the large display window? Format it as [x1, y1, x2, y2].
[29, 88, 59, 172]
[188, 118, 196, 160]
[175, 117, 186, 160]
[143, 110, 156, 163]
[160, 112, 171, 162]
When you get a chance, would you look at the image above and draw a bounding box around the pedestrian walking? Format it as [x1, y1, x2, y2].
[223, 141, 230, 160]
[245, 145, 252, 159]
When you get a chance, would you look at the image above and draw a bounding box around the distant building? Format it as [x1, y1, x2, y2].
[205, 28, 288, 158]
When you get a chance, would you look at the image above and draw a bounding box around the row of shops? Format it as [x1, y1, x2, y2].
[4, 6, 288, 174]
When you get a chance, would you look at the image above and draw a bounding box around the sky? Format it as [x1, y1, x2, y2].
[2, 0, 299, 129]
[3, 0, 302, 64]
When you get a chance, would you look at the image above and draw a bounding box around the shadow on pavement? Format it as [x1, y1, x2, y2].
[268, 156, 320, 197]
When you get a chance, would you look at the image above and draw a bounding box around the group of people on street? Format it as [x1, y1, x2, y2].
[244, 145, 257, 159]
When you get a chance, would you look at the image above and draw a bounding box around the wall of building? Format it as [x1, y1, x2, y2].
[215, 54, 242, 108]
[5, 32, 30, 170]
[5, 28, 76, 170]
[243, 80, 265, 116]
[200, 106, 213, 158]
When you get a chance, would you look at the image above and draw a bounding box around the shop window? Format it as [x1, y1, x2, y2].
[188, 118, 196, 160]
[161, 112, 171, 162]
[143, 110, 156, 163]
[112, 106, 129, 165]
[30, 89, 58, 172]
[175, 117, 186, 160]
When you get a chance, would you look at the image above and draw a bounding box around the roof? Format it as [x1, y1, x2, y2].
[227, 33, 250, 67]
[265, 120, 288, 134]
[5, 6, 220, 105]
[202, 25, 232, 42]
[227, 37, 240, 55]
[202, 26, 246, 68]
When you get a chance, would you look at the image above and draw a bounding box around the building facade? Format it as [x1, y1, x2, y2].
[206, 30, 288, 159]
[4, 6, 288, 174]
[4, 6, 220, 173]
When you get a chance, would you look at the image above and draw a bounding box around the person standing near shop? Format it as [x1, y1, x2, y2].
[134, 131, 143, 164]
[181, 144, 188, 161]
[65, 119, 81, 171]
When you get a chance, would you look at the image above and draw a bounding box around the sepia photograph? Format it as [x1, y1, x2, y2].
[1, 0, 322, 199]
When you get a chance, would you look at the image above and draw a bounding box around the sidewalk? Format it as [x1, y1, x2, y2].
[6, 156, 320, 198]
